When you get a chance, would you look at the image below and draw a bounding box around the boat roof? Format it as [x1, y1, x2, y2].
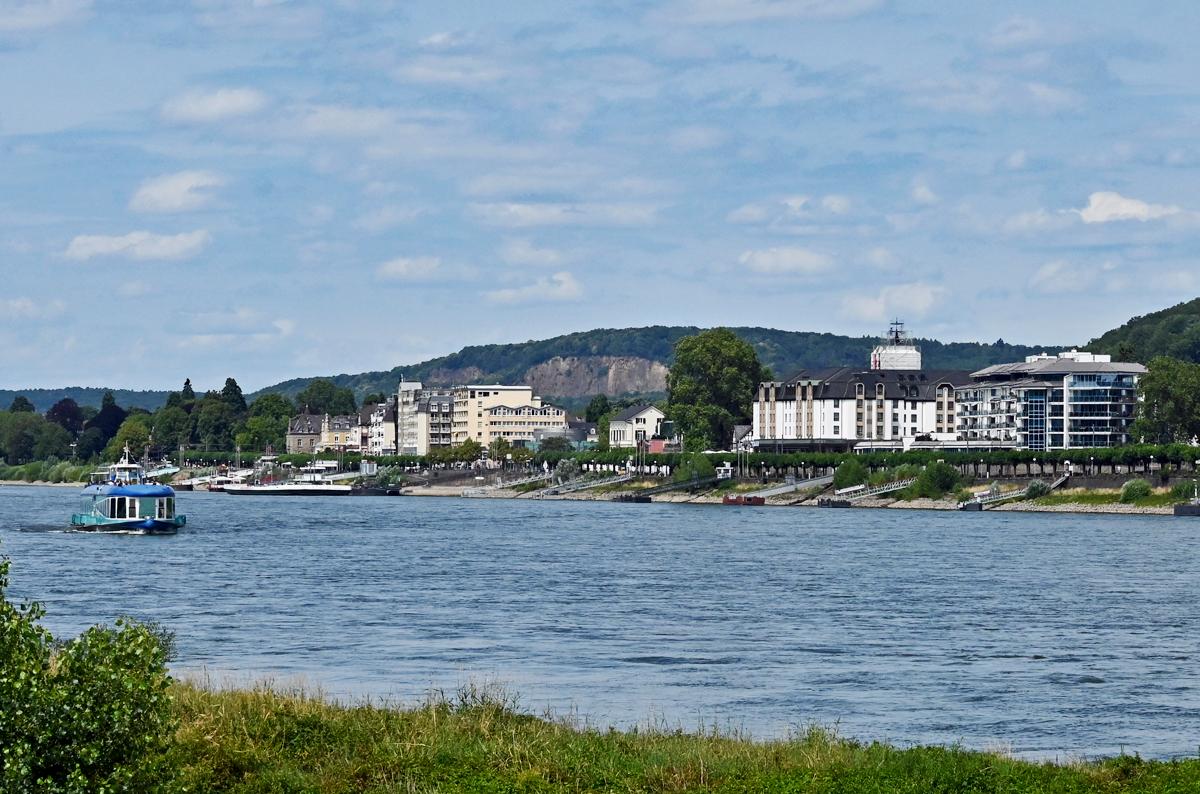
[82, 484, 175, 497]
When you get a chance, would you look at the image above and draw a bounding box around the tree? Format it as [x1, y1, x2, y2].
[584, 394, 611, 423]
[84, 404, 128, 445]
[101, 391, 116, 409]
[832, 458, 869, 490]
[103, 416, 151, 461]
[8, 395, 34, 413]
[249, 392, 295, 421]
[488, 437, 514, 461]
[295, 379, 357, 415]
[181, 379, 195, 400]
[165, 391, 183, 410]
[220, 377, 247, 414]
[1129, 357, 1200, 444]
[666, 328, 772, 451]
[79, 405, 99, 423]
[32, 423, 72, 461]
[539, 436, 574, 454]
[75, 427, 105, 460]
[150, 406, 191, 451]
[236, 416, 287, 452]
[46, 398, 84, 435]
[362, 392, 389, 406]
[0, 412, 41, 464]
[452, 438, 483, 463]
[196, 401, 237, 451]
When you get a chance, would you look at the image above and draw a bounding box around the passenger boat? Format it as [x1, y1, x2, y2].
[223, 462, 351, 496]
[71, 449, 186, 534]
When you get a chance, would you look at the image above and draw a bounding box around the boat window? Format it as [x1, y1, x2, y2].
[113, 497, 126, 519]
[140, 498, 155, 518]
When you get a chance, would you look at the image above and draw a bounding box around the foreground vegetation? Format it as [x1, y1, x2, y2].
[6, 539, 1200, 793]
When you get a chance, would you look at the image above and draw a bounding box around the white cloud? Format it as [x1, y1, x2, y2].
[0, 296, 63, 320]
[129, 171, 224, 213]
[727, 203, 768, 223]
[1075, 191, 1180, 223]
[667, 0, 882, 24]
[376, 256, 442, 281]
[119, 280, 152, 297]
[1028, 260, 1095, 294]
[470, 203, 657, 227]
[1150, 271, 1197, 292]
[906, 78, 1082, 116]
[161, 88, 267, 123]
[487, 272, 583, 304]
[500, 239, 564, 267]
[988, 16, 1044, 49]
[299, 105, 396, 137]
[669, 125, 726, 151]
[0, 0, 89, 32]
[783, 195, 810, 214]
[862, 246, 897, 268]
[1005, 149, 1027, 169]
[1003, 208, 1073, 233]
[394, 56, 505, 85]
[272, 318, 295, 336]
[738, 247, 832, 275]
[910, 181, 938, 205]
[352, 205, 426, 233]
[821, 194, 850, 214]
[64, 230, 211, 260]
[842, 283, 942, 322]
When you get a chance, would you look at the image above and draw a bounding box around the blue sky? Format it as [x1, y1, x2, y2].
[1, 0, 1198, 391]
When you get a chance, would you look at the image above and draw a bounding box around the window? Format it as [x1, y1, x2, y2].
[857, 412, 863, 421]
[833, 399, 840, 407]
[833, 426, 840, 435]
[833, 412, 840, 421]
[892, 413, 899, 422]
[857, 399, 864, 408]
[911, 414, 917, 423]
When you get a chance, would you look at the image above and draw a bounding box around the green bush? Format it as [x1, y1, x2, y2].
[832, 458, 869, 490]
[21, 462, 41, 483]
[1171, 479, 1198, 501]
[0, 542, 175, 791]
[1121, 478, 1153, 503]
[913, 461, 959, 499]
[673, 452, 715, 483]
[1025, 479, 1051, 499]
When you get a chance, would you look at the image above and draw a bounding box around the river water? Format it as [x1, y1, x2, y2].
[2, 485, 1199, 759]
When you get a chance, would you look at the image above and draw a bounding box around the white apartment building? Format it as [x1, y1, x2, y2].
[452, 385, 564, 446]
[957, 351, 1145, 451]
[483, 403, 568, 446]
[609, 405, 665, 448]
[367, 400, 396, 456]
[416, 389, 455, 454]
[752, 367, 972, 453]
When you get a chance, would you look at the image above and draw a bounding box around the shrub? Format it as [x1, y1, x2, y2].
[0, 541, 175, 791]
[1121, 478, 1153, 503]
[21, 462, 41, 482]
[913, 461, 959, 499]
[832, 458, 869, 490]
[673, 453, 714, 483]
[1025, 479, 1051, 499]
[1171, 479, 1197, 502]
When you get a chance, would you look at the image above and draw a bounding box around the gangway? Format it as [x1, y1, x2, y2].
[462, 471, 554, 497]
[533, 471, 632, 499]
[611, 473, 721, 502]
[746, 473, 833, 499]
[960, 472, 1070, 509]
[845, 477, 918, 501]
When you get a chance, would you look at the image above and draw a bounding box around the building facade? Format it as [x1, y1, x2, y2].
[314, 414, 360, 453]
[957, 351, 1145, 450]
[415, 389, 455, 454]
[367, 400, 397, 456]
[752, 367, 973, 453]
[482, 403, 568, 446]
[286, 412, 322, 454]
[452, 385, 546, 445]
[609, 405, 666, 448]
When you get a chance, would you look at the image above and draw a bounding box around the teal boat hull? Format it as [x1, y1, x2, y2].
[70, 514, 186, 535]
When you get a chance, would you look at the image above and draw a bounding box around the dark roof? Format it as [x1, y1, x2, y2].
[568, 420, 597, 431]
[766, 367, 974, 401]
[611, 404, 662, 422]
[288, 414, 321, 435]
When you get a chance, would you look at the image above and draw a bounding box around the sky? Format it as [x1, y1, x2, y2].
[2, 0, 1199, 392]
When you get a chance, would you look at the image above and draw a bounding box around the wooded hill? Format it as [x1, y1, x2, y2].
[1084, 297, 1200, 363]
[248, 326, 1065, 404]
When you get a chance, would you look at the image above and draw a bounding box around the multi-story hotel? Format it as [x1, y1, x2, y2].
[451, 384, 567, 446]
[752, 324, 973, 453]
[957, 351, 1145, 450]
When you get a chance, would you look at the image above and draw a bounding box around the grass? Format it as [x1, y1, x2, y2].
[164, 679, 1200, 794]
[1032, 488, 1182, 508]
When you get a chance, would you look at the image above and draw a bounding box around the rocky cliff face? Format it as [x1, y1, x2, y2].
[521, 356, 669, 397]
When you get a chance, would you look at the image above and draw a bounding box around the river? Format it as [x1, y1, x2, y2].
[2, 485, 1198, 759]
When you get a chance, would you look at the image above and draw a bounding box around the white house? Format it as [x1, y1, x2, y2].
[609, 405, 665, 448]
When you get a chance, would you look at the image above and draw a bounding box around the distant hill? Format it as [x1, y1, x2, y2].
[1085, 297, 1200, 363]
[248, 326, 1068, 404]
[0, 388, 172, 414]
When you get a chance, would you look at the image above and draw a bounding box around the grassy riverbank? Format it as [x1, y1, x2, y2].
[167, 681, 1200, 794]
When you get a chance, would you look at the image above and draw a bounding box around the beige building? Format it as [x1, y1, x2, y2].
[286, 412, 321, 454]
[314, 414, 360, 453]
[452, 385, 566, 446]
